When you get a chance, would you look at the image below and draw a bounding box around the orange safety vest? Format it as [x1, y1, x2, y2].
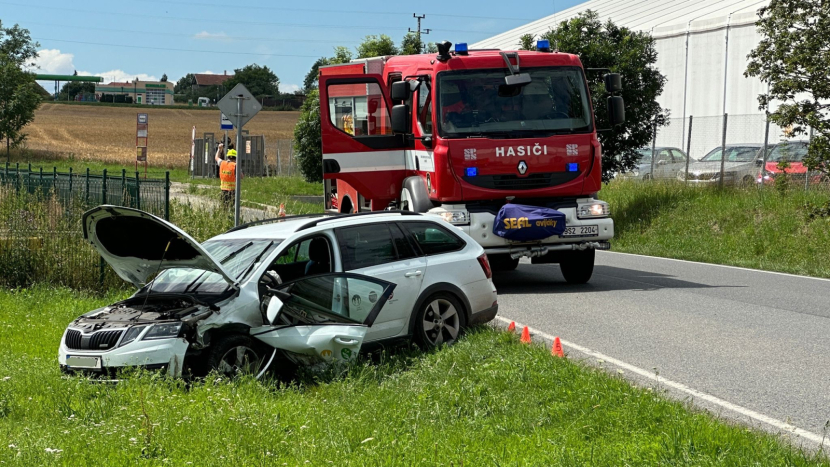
[219, 160, 236, 192]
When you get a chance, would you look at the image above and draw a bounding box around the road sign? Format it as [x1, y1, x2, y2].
[137, 113, 148, 124]
[216, 83, 261, 128]
[220, 113, 233, 130]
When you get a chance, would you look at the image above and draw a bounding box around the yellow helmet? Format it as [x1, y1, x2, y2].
[227, 149, 237, 158]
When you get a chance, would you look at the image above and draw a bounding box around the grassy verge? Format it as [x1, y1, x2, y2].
[603, 180, 830, 278]
[1, 286, 826, 466]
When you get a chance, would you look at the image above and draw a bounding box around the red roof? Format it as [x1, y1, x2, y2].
[194, 74, 233, 86]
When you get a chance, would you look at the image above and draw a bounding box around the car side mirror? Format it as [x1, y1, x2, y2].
[607, 96, 625, 126]
[657, 159, 668, 165]
[266, 296, 284, 324]
[604, 73, 623, 92]
[755, 159, 763, 167]
[391, 81, 411, 101]
[391, 104, 410, 134]
[504, 73, 531, 86]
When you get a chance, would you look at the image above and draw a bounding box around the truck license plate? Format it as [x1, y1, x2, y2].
[561, 225, 598, 237]
[66, 356, 101, 369]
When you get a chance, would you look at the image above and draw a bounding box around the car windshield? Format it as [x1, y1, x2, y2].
[438, 66, 592, 137]
[768, 143, 808, 162]
[147, 238, 280, 294]
[636, 148, 654, 162]
[701, 146, 759, 163]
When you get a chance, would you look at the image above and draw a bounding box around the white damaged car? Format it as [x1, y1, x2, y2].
[59, 206, 498, 378]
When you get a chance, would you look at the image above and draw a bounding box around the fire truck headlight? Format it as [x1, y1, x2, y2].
[430, 208, 470, 225]
[577, 201, 610, 219]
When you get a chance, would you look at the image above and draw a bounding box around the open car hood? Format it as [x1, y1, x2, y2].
[82, 205, 236, 288]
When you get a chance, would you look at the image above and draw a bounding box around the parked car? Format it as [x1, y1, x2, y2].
[678, 144, 762, 185]
[628, 147, 690, 180]
[59, 207, 498, 378]
[756, 141, 823, 185]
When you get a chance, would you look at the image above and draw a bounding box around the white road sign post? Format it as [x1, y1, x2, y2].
[217, 84, 261, 226]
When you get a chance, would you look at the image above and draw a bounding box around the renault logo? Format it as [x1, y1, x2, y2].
[517, 160, 528, 175]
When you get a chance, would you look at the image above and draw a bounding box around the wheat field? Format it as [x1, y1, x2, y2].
[22, 104, 300, 169]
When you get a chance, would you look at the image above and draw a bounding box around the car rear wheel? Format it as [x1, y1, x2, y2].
[741, 175, 754, 186]
[415, 293, 466, 348]
[205, 334, 273, 378]
[559, 249, 595, 284]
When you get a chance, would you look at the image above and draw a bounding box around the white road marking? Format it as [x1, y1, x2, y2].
[601, 251, 830, 283]
[494, 315, 827, 447]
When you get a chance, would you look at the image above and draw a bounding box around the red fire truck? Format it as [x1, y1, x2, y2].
[319, 41, 624, 283]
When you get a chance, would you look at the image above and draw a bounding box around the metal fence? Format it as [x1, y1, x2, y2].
[0, 165, 170, 290]
[625, 113, 829, 190]
[189, 137, 300, 179]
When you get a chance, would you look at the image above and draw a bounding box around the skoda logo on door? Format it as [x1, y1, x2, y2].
[517, 160, 528, 175]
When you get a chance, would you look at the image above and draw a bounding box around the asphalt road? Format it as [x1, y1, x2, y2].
[492, 251, 830, 444]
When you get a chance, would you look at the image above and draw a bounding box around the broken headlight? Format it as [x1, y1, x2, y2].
[142, 323, 183, 340]
[118, 325, 148, 347]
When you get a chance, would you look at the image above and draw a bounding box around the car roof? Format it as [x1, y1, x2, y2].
[211, 212, 439, 242]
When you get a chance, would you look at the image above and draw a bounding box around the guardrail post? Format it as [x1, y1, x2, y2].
[719, 113, 728, 189]
[164, 171, 170, 221]
[102, 168, 108, 205]
[135, 171, 141, 210]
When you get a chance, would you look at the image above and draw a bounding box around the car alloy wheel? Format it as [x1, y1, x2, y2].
[218, 345, 260, 377]
[419, 295, 463, 347]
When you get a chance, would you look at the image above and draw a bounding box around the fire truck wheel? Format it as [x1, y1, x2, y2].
[559, 249, 595, 284]
[401, 176, 431, 213]
[489, 254, 519, 272]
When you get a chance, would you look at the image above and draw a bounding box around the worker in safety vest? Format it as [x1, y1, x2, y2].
[215, 142, 237, 206]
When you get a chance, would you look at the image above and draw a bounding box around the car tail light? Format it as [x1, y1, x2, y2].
[477, 253, 492, 279]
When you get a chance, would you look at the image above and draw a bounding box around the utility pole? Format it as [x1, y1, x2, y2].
[409, 14, 431, 53]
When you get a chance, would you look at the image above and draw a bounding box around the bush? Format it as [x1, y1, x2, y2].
[293, 89, 323, 183]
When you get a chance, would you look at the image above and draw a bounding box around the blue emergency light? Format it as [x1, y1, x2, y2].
[455, 43, 468, 55]
[537, 40, 551, 52]
[567, 163, 578, 172]
[466, 167, 478, 177]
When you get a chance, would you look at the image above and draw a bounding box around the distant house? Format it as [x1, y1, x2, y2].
[194, 72, 233, 89]
[95, 80, 175, 105]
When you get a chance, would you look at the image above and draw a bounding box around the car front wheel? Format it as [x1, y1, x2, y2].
[204, 334, 272, 378]
[415, 293, 466, 348]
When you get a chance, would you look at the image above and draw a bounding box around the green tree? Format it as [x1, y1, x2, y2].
[225, 64, 279, 98]
[0, 21, 41, 160]
[293, 89, 322, 183]
[58, 81, 94, 100]
[356, 34, 398, 58]
[745, 0, 830, 179]
[519, 33, 536, 51]
[400, 32, 423, 55]
[303, 57, 329, 93]
[174, 73, 196, 94]
[541, 11, 667, 181]
[160, 73, 168, 82]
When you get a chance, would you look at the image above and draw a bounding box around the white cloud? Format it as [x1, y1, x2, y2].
[197, 70, 216, 75]
[193, 31, 232, 41]
[87, 70, 158, 84]
[281, 83, 301, 94]
[31, 49, 76, 75]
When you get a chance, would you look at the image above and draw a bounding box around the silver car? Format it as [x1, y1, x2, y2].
[629, 147, 690, 180]
[679, 144, 762, 185]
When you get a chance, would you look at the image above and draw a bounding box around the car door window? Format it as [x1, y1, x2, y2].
[417, 79, 433, 135]
[327, 82, 391, 137]
[265, 236, 332, 284]
[401, 222, 465, 255]
[671, 150, 686, 163]
[336, 225, 398, 270]
[390, 224, 418, 260]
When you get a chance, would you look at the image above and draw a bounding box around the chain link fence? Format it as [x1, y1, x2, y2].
[627, 113, 829, 190]
[0, 164, 171, 290]
[189, 138, 300, 179]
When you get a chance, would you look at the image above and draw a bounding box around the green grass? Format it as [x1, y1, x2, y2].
[603, 180, 830, 278]
[1, 286, 827, 466]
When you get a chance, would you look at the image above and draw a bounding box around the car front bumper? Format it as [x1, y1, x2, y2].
[58, 332, 189, 377]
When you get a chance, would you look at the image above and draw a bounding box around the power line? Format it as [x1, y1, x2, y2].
[1, 2, 507, 34]
[31, 37, 324, 57]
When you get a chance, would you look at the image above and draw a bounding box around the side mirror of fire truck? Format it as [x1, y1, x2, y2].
[607, 96, 625, 126]
[604, 73, 622, 93]
[391, 104, 411, 134]
[391, 81, 412, 101]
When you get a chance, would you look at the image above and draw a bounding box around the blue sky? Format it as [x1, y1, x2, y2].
[3, 0, 583, 92]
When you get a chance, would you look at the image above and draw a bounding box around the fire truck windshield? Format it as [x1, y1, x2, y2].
[438, 66, 592, 138]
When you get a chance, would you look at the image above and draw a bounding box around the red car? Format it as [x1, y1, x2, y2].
[757, 141, 822, 185]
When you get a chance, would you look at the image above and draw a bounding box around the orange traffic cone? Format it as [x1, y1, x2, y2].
[278, 203, 286, 217]
[520, 326, 531, 344]
[552, 337, 564, 358]
[507, 321, 516, 333]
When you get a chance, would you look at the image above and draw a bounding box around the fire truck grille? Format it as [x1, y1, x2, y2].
[462, 172, 581, 191]
[64, 329, 124, 350]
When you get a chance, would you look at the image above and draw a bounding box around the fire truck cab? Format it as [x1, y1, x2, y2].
[319, 41, 624, 283]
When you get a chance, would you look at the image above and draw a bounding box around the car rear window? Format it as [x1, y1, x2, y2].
[401, 222, 465, 256]
[336, 225, 397, 270]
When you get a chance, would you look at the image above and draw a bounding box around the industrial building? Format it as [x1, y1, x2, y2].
[472, 0, 781, 157]
[95, 79, 175, 105]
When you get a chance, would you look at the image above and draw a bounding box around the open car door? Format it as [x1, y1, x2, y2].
[250, 273, 395, 364]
